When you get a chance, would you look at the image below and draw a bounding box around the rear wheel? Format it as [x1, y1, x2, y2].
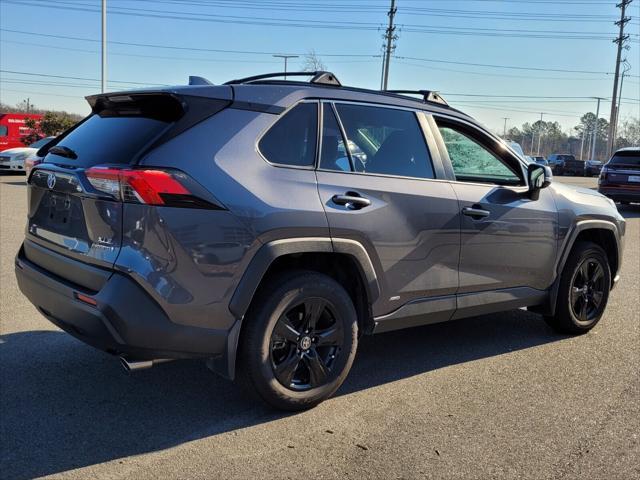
[237, 271, 358, 410]
[545, 241, 611, 334]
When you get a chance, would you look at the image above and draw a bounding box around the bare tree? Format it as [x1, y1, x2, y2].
[302, 50, 326, 72]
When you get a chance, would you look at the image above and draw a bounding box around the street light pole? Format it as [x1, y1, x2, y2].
[273, 55, 299, 80]
[590, 97, 603, 161]
[101, 0, 107, 93]
[536, 112, 544, 156]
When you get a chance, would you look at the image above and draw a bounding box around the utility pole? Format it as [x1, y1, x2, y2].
[101, 0, 107, 93]
[536, 112, 544, 156]
[502, 117, 509, 138]
[381, 0, 397, 90]
[590, 97, 604, 161]
[273, 55, 299, 80]
[579, 128, 586, 160]
[612, 60, 631, 149]
[606, 0, 632, 156]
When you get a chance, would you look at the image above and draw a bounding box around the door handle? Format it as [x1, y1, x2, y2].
[462, 206, 490, 219]
[331, 193, 371, 210]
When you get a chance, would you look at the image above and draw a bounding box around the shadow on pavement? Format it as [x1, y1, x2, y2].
[0, 309, 562, 479]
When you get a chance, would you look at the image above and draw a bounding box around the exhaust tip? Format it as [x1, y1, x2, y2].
[119, 356, 153, 372]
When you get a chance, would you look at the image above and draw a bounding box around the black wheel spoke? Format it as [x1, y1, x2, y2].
[579, 261, 590, 284]
[571, 286, 582, 305]
[590, 263, 604, 284]
[591, 290, 603, 307]
[273, 315, 300, 344]
[274, 351, 301, 386]
[578, 297, 588, 321]
[303, 349, 329, 386]
[315, 325, 342, 347]
[303, 298, 326, 331]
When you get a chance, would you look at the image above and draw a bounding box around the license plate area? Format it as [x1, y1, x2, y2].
[47, 193, 74, 230]
[628, 175, 640, 183]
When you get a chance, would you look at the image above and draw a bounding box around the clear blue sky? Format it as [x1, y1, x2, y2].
[1, 0, 639, 134]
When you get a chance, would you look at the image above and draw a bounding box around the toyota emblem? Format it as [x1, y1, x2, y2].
[47, 173, 56, 190]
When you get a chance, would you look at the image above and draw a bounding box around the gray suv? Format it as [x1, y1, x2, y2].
[15, 72, 625, 410]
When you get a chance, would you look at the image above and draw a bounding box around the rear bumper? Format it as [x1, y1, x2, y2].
[15, 245, 230, 361]
[598, 186, 640, 203]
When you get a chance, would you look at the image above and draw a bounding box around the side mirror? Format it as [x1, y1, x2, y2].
[527, 163, 552, 198]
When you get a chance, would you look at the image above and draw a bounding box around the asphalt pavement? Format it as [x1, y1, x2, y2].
[1, 172, 638, 480]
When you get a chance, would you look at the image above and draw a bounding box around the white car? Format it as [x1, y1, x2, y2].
[0, 137, 55, 173]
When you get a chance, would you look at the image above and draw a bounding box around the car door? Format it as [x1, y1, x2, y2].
[315, 101, 460, 324]
[431, 116, 558, 309]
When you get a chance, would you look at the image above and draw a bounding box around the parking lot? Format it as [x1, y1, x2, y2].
[0, 173, 638, 479]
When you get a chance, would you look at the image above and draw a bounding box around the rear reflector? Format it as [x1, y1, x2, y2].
[75, 292, 98, 307]
[86, 167, 191, 206]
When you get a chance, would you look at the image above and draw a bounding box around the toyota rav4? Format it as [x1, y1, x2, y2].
[15, 72, 625, 410]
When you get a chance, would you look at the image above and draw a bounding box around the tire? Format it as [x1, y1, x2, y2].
[545, 241, 611, 334]
[236, 270, 358, 410]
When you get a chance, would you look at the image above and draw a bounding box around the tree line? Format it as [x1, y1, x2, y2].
[505, 113, 639, 161]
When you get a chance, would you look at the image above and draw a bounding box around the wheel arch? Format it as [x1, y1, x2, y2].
[532, 220, 622, 317]
[210, 237, 380, 379]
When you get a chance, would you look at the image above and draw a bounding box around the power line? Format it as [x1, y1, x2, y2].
[3, 28, 633, 78]
[4, 0, 631, 41]
[0, 28, 376, 58]
[0, 69, 168, 86]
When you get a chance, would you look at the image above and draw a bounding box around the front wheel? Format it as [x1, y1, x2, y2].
[545, 241, 611, 334]
[237, 271, 358, 410]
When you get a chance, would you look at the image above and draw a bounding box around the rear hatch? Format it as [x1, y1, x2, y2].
[25, 89, 231, 273]
[604, 151, 640, 185]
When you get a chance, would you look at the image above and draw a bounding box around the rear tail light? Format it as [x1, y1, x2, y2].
[85, 166, 221, 209]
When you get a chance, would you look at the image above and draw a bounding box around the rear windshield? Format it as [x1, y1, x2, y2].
[610, 153, 640, 166]
[49, 114, 169, 165]
[29, 137, 53, 148]
[559, 155, 576, 161]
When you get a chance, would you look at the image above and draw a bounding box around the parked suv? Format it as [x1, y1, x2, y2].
[15, 72, 625, 410]
[598, 147, 640, 204]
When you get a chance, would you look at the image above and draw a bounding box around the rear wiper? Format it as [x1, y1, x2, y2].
[48, 145, 78, 160]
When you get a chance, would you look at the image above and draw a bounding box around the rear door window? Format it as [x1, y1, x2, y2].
[259, 102, 318, 167]
[332, 103, 434, 179]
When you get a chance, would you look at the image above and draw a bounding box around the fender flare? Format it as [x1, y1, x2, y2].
[533, 219, 622, 316]
[210, 237, 380, 379]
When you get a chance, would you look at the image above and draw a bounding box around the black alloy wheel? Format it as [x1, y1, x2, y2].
[569, 257, 606, 324]
[270, 298, 344, 391]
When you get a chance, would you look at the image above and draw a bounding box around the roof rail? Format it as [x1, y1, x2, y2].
[384, 90, 448, 106]
[189, 76, 214, 86]
[224, 71, 341, 86]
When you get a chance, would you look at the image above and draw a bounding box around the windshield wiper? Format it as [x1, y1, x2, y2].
[48, 145, 78, 160]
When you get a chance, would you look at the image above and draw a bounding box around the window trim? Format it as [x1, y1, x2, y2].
[317, 100, 438, 181]
[432, 114, 527, 187]
[255, 99, 320, 171]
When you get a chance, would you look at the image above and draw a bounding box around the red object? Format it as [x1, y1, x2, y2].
[85, 167, 190, 205]
[0, 112, 43, 150]
[75, 292, 98, 307]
